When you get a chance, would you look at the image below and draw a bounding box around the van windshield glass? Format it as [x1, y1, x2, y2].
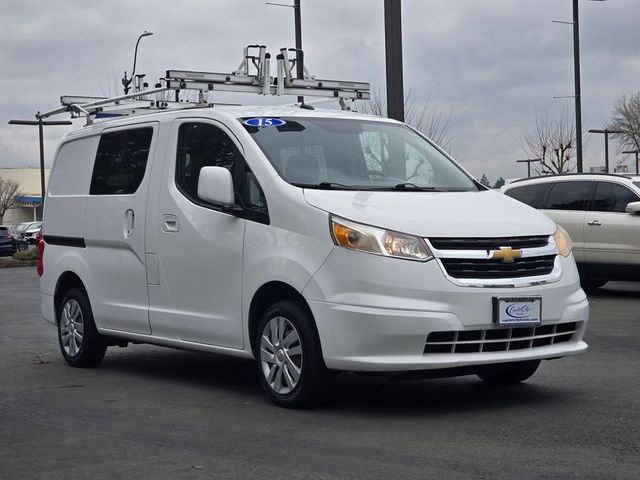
[241, 118, 478, 191]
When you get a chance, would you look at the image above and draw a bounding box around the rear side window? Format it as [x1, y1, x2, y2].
[504, 183, 551, 209]
[90, 127, 153, 195]
[0, 227, 8, 237]
[592, 182, 640, 212]
[544, 181, 593, 211]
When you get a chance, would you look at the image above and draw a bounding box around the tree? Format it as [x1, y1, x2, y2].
[479, 174, 491, 187]
[0, 176, 21, 224]
[520, 110, 576, 175]
[493, 177, 506, 189]
[357, 89, 453, 151]
[607, 92, 640, 157]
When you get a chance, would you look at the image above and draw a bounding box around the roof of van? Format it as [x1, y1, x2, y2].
[61, 104, 400, 140]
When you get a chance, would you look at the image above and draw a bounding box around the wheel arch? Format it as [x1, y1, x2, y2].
[248, 281, 315, 357]
[53, 271, 87, 322]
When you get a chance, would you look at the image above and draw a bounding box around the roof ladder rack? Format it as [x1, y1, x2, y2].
[36, 44, 370, 125]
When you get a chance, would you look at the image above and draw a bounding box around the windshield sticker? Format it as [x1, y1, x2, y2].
[243, 118, 286, 127]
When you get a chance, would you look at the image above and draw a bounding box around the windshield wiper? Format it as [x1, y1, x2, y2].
[292, 182, 356, 190]
[392, 183, 438, 191]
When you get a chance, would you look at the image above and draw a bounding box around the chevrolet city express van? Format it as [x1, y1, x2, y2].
[39, 107, 588, 407]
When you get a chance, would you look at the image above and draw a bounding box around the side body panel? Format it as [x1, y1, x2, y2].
[83, 122, 158, 334]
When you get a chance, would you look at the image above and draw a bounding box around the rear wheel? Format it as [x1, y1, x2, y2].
[255, 300, 329, 408]
[57, 288, 107, 367]
[477, 360, 540, 385]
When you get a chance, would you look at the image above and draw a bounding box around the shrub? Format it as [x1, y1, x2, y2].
[13, 249, 38, 261]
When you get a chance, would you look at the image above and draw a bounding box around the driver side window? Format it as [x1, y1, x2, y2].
[176, 122, 269, 223]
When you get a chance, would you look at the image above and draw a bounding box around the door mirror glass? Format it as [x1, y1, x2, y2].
[197, 166, 234, 205]
[625, 201, 640, 215]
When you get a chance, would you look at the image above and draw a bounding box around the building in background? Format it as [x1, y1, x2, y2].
[0, 168, 50, 224]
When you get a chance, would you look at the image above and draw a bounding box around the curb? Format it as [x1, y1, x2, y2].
[0, 259, 37, 269]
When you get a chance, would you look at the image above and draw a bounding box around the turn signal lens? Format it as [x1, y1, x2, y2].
[553, 225, 573, 257]
[330, 216, 432, 261]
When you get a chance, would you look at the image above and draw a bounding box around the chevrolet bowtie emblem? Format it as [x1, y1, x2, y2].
[490, 246, 522, 263]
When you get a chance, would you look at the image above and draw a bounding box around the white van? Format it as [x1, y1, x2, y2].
[39, 106, 589, 407]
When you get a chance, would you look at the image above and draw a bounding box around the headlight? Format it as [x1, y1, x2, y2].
[330, 216, 432, 261]
[553, 225, 573, 257]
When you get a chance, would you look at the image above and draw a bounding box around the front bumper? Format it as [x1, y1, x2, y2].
[303, 249, 589, 372]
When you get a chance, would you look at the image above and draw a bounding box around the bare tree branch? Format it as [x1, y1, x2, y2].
[0, 176, 22, 224]
[607, 92, 640, 165]
[357, 89, 453, 152]
[519, 109, 576, 175]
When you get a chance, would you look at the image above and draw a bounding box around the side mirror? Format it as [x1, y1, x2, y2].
[625, 201, 640, 215]
[197, 166, 234, 206]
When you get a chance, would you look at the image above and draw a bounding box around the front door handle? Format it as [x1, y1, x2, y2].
[587, 220, 602, 226]
[162, 214, 180, 233]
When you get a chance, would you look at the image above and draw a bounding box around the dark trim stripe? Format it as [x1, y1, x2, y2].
[44, 235, 86, 248]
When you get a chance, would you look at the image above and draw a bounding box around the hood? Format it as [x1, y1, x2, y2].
[303, 189, 557, 238]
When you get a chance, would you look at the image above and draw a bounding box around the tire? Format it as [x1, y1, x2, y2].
[255, 300, 329, 408]
[476, 360, 540, 385]
[57, 288, 107, 367]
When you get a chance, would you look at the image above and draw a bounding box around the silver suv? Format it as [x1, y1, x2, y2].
[503, 174, 640, 289]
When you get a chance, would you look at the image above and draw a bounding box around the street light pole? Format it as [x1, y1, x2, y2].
[8, 118, 73, 204]
[384, 0, 404, 122]
[555, 1, 606, 173]
[572, 0, 584, 174]
[516, 158, 542, 178]
[622, 150, 640, 174]
[588, 128, 625, 173]
[122, 31, 153, 95]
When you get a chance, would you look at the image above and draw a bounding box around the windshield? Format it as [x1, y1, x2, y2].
[634, 181, 640, 189]
[242, 117, 478, 191]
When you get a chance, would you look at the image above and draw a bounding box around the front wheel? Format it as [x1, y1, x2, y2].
[57, 288, 107, 367]
[476, 360, 540, 385]
[255, 300, 329, 408]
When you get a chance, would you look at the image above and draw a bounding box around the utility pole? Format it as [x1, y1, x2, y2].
[267, 1, 304, 104]
[384, 0, 404, 122]
[294, 0, 303, 104]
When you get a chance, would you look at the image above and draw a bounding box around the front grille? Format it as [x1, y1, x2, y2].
[430, 236, 549, 251]
[424, 322, 580, 354]
[440, 255, 555, 279]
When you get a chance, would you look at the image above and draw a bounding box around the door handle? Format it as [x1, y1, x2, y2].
[124, 209, 135, 238]
[162, 214, 180, 233]
[587, 220, 602, 226]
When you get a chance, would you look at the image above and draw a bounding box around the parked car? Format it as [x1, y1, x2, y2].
[502, 173, 640, 289]
[15, 222, 33, 234]
[0, 225, 28, 256]
[40, 106, 589, 407]
[23, 222, 42, 244]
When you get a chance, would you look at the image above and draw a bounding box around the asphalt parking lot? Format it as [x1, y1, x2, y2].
[1, 267, 638, 480]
